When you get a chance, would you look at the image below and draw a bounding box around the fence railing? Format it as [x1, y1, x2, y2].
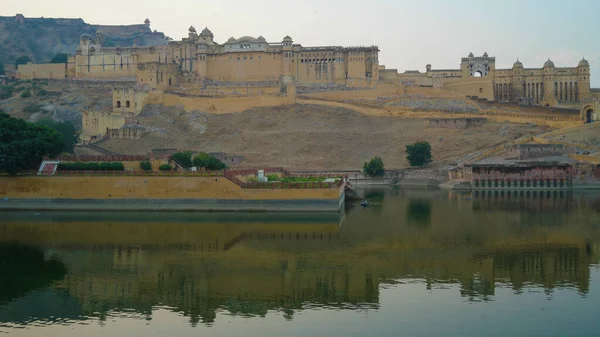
[41, 170, 225, 177]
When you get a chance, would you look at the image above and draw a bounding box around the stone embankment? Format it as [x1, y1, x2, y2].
[0, 176, 345, 212]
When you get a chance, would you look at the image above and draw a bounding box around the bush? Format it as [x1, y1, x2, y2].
[247, 176, 258, 183]
[363, 157, 385, 177]
[405, 141, 433, 167]
[0, 85, 13, 100]
[23, 103, 40, 113]
[20, 90, 31, 98]
[35, 88, 48, 97]
[170, 151, 192, 168]
[57, 162, 125, 171]
[267, 174, 279, 182]
[140, 161, 152, 171]
[192, 152, 228, 170]
[159, 164, 173, 171]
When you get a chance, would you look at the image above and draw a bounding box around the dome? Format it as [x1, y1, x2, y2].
[144, 18, 150, 25]
[226, 37, 237, 43]
[200, 27, 213, 38]
[283, 35, 293, 42]
[544, 58, 555, 68]
[468, 52, 474, 58]
[483, 52, 488, 57]
[132, 42, 138, 48]
[238, 36, 256, 42]
[579, 58, 589, 67]
[80, 33, 93, 40]
[257, 35, 266, 42]
[513, 59, 523, 68]
[189, 26, 196, 33]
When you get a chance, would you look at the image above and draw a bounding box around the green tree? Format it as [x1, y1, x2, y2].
[49, 53, 68, 64]
[363, 157, 385, 177]
[192, 152, 227, 170]
[15, 56, 32, 68]
[405, 141, 433, 167]
[0, 61, 5, 75]
[0, 113, 64, 174]
[170, 151, 193, 168]
[140, 160, 152, 171]
[35, 118, 80, 153]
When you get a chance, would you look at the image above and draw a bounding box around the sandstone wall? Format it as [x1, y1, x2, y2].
[17, 63, 67, 79]
[0, 176, 340, 200]
[161, 92, 294, 113]
[427, 118, 486, 129]
[443, 78, 495, 101]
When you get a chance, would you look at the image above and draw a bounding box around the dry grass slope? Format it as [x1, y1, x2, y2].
[102, 104, 548, 169]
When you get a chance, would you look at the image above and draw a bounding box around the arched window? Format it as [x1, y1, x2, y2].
[126, 100, 131, 108]
[116, 100, 121, 108]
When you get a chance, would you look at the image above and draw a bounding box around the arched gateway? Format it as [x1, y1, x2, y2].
[581, 105, 596, 123]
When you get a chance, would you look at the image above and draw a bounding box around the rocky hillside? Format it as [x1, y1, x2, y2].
[0, 15, 168, 69]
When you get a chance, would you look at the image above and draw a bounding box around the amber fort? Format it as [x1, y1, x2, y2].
[12, 18, 600, 150]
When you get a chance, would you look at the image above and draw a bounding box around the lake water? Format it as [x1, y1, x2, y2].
[1, 188, 600, 337]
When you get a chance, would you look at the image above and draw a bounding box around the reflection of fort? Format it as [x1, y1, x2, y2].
[0, 195, 599, 325]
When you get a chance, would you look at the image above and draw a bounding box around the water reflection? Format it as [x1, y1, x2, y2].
[0, 189, 599, 331]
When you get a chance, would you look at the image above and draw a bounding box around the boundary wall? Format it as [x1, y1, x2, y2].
[0, 176, 344, 212]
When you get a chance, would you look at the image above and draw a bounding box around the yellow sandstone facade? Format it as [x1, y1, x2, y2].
[18, 26, 380, 89]
[382, 52, 592, 109]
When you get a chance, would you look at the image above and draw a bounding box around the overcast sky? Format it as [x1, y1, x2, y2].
[4, 0, 599, 86]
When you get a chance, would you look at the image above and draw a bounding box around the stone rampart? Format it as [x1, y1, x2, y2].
[505, 144, 570, 159]
[427, 118, 486, 129]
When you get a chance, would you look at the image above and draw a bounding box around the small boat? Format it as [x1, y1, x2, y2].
[360, 200, 368, 207]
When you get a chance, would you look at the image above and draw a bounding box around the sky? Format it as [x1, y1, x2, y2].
[3, 0, 600, 86]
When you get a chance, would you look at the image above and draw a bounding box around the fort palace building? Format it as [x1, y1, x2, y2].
[17, 24, 380, 89]
[379, 52, 596, 111]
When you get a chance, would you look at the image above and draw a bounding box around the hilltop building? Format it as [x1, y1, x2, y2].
[17, 25, 380, 89]
[380, 52, 593, 110]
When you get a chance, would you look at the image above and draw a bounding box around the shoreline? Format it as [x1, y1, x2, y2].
[0, 197, 344, 213]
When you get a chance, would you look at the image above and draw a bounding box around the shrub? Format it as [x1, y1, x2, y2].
[247, 176, 258, 183]
[35, 88, 48, 97]
[159, 164, 173, 171]
[363, 157, 385, 177]
[267, 174, 279, 182]
[20, 90, 31, 98]
[23, 103, 40, 113]
[170, 151, 192, 168]
[140, 160, 152, 171]
[405, 141, 433, 167]
[0, 85, 13, 100]
[57, 162, 125, 171]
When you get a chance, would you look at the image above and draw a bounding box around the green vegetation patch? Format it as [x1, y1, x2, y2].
[57, 162, 125, 171]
